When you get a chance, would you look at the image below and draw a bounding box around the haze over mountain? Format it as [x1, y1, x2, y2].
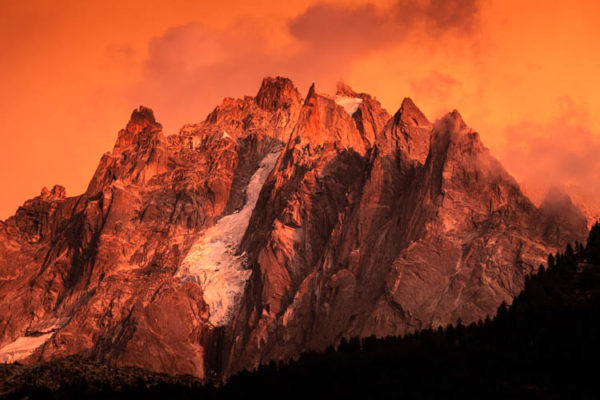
[0, 77, 587, 380]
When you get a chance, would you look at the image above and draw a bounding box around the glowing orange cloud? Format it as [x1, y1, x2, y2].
[1, 0, 600, 219]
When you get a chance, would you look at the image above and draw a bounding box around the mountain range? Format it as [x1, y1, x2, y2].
[0, 77, 588, 381]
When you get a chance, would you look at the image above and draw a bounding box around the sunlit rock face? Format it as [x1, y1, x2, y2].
[0, 77, 587, 381]
[176, 151, 281, 327]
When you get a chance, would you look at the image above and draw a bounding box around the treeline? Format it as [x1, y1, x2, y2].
[3, 224, 600, 399]
[218, 223, 600, 399]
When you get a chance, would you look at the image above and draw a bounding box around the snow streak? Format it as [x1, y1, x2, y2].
[0, 333, 53, 363]
[177, 151, 280, 326]
[335, 95, 363, 115]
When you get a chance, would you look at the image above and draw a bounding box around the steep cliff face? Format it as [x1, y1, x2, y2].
[0, 77, 587, 381]
[220, 90, 581, 377]
[0, 77, 300, 378]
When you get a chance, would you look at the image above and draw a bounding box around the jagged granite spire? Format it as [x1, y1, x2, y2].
[255, 76, 302, 111]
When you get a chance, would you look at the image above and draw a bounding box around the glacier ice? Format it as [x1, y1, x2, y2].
[177, 151, 281, 326]
[335, 95, 363, 115]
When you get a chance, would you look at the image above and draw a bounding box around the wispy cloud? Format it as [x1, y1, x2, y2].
[500, 97, 600, 217]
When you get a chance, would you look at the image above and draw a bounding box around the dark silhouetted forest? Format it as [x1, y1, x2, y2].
[3, 223, 600, 399]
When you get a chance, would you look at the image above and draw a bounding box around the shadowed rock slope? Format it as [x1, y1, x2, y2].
[3, 225, 598, 399]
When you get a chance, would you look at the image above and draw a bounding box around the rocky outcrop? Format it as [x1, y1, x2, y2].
[539, 187, 589, 245]
[219, 95, 587, 377]
[0, 77, 587, 382]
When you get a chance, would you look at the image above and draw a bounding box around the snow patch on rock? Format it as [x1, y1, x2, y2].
[177, 151, 281, 326]
[0, 333, 53, 363]
[335, 95, 363, 115]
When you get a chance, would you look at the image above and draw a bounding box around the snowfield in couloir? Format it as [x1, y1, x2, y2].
[0, 333, 54, 363]
[176, 151, 281, 326]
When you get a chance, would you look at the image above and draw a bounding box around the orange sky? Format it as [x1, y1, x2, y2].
[1, 0, 600, 219]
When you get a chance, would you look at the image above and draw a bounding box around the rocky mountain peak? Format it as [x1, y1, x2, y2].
[40, 185, 66, 201]
[334, 83, 363, 116]
[432, 110, 485, 158]
[445, 109, 468, 132]
[202, 77, 301, 142]
[397, 97, 431, 128]
[332, 83, 391, 147]
[255, 76, 302, 112]
[126, 106, 160, 133]
[376, 97, 431, 162]
[540, 187, 589, 244]
[113, 106, 163, 153]
[291, 83, 369, 154]
[335, 81, 358, 97]
[304, 83, 317, 105]
[431, 110, 468, 142]
[335, 82, 380, 104]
